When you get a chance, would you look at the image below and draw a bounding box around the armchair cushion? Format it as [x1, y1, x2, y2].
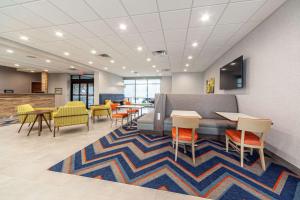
[53, 106, 88, 127]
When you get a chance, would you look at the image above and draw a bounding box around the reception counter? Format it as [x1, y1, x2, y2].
[0, 93, 55, 118]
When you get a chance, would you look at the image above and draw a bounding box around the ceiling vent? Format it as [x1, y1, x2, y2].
[26, 55, 37, 58]
[69, 68, 77, 71]
[161, 68, 170, 72]
[152, 50, 167, 57]
[98, 53, 111, 58]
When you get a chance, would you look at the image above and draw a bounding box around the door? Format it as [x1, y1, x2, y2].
[71, 75, 94, 108]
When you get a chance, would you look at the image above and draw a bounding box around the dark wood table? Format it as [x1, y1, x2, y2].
[21, 110, 53, 136]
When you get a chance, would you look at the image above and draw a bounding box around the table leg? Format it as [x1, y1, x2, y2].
[18, 114, 28, 133]
[38, 115, 42, 136]
[42, 114, 52, 132]
[28, 115, 38, 136]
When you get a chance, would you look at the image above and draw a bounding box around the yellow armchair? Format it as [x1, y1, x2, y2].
[90, 104, 112, 123]
[52, 106, 89, 137]
[65, 101, 86, 107]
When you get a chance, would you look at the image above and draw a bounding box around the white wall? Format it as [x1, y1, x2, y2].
[160, 76, 172, 93]
[0, 66, 40, 93]
[48, 73, 70, 107]
[94, 70, 124, 104]
[203, 0, 300, 168]
[172, 72, 204, 94]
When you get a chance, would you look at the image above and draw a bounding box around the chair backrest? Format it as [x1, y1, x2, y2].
[124, 101, 131, 105]
[65, 101, 85, 107]
[237, 118, 272, 134]
[17, 104, 34, 114]
[172, 116, 200, 129]
[55, 106, 88, 117]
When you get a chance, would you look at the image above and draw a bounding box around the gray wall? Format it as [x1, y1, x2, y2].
[48, 73, 70, 107]
[172, 72, 204, 94]
[160, 76, 172, 93]
[0, 66, 40, 93]
[203, 0, 300, 168]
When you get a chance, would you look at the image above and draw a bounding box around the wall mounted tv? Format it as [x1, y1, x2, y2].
[220, 56, 244, 90]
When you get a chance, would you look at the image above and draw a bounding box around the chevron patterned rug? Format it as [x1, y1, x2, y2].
[49, 127, 300, 199]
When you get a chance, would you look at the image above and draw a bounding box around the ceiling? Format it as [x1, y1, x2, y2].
[0, 0, 286, 76]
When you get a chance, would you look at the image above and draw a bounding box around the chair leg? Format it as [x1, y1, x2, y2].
[240, 145, 244, 168]
[175, 139, 179, 162]
[53, 126, 56, 137]
[250, 148, 253, 156]
[259, 148, 266, 171]
[225, 135, 229, 152]
[172, 140, 175, 148]
[192, 143, 196, 166]
[183, 144, 187, 154]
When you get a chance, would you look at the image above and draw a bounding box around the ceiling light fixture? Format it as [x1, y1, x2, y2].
[14, 64, 20, 67]
[184, 69, 187, 72]
[110, 60, 115, 63]
[88, 61, 93, 65]
[104, 67, 108, 70]
[156, 69, 159, 73]
[91, 50, 97, 54]
[131, 70, 134, 73]
[30, 70, 35, 73]
[185, 64, 189, 67]
[45, 59, 51, 63]
[137, 46, 143, 51]
[146, 58, 151, 62]
[192, 42, 198, 47]
[55, 31, 64, 37]
[70, 66, 75, 69]
[188, 55, 193, 60]
[200, 13, 210, 22]
[6, 49, 14, 54]
[64, 52, 70, 56]
[44, 69, 48, 72]
[152, 65, 156, 68]
[119, 23, 127, 30]
[20, 35, 29, 41]
[122, 66, 126, 70]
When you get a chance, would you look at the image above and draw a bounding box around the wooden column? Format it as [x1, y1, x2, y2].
[41, 72, 48, 93]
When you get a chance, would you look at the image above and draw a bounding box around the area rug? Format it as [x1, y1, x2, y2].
[49, 127, 300, 199]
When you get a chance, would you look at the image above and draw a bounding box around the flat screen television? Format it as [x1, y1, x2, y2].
[220, 56, 244, 90]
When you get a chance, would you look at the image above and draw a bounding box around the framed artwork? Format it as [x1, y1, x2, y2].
[206, 78, 215, 94]
[55, 88, 63, 95]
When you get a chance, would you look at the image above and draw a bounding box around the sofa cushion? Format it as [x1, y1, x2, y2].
[200, 119, 236, 129]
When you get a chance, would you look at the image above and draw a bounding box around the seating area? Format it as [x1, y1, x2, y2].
[0, 0, 300, 199]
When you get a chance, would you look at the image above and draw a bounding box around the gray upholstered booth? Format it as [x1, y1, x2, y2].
[137, 94, 238, 135]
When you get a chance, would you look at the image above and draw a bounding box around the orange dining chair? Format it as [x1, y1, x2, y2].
[124, 101, 139, 118]
[225, 118, 272, 170]
[110, 103, 128, 127]
[172, 116, 200, 165]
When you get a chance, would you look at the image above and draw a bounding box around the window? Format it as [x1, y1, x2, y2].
[71, 75, 94, 108]
[124, 78, 160, 103]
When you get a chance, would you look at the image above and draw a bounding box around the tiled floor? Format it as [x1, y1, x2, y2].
[0, 118, 205, 200]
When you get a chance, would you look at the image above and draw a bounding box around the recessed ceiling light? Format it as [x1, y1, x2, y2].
[44, 69, 48, 72]
[20, 35, 29, 41]
[122, 66, 126, 70]
[146, 58, 151, 62]
[104, 67, 108, 70]
[185, 63, 189, 67]
[110, 60, 115, 63]
[156, 69, 160, 73]
[88, 61, 93, 65]
[91, 50, 97, 54]
[137, 46, 143, 51]
[192, 42, 198, 47]
[70, 66, 75, 69]
[55, 31, 64, 37]
[131, 70, 134, 73]
[64, 52, 70, 56]
[152, 65, 156, 68]
[45, 59, 51, 63]
[188, 55, 193, 60]
[200, 13, 210, 22]
[14, 64, 20, 67]
[184, 69, 187, 72]
[119, 23, 127, 31]
[30, 70, 35, 73]
[6, 49, 14, 54]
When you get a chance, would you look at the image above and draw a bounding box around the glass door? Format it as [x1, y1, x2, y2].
[71, 75, 94, 108]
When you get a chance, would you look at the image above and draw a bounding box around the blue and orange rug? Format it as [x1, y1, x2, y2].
[49, 127, 300, 199]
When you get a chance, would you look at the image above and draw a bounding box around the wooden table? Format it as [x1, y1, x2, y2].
[117, 105, 145, 128]
[171, 110, 202, 119]
[22, 110, 53, 136]
[215, 112, 258, 121]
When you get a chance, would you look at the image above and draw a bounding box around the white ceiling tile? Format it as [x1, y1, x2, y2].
[0, 5, 52, 28]
[157, 0, 192, 11]
[23, 0, 74, 25]
[0, 12, 29, 32]
[105, 17, 138, 35]
[49, 0, 99, 22]
[131, 13, 161, 33]
[57, 23, 95, 38]
[206, 23, 241, 46]
[147, 43, 166, 51]
[160, 9, 190, 30]
[249, 0, 286, 22]
[121, 0, 157, 15]
[142, 30, 164, 45]
[190, 4, 226, 27]
[218, 0, 266, 24]
[120, 34, 144, 48]
[81, 20, 114, 37]
[164, 29, 186, 43]
[85, 0, 127, 19]
[193, 0, 229, 7]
